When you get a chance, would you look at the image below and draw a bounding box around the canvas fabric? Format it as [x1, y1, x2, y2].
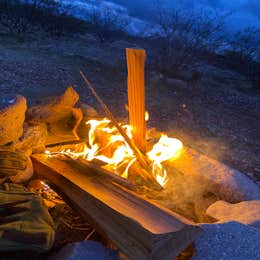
[0, 183, 55, 252]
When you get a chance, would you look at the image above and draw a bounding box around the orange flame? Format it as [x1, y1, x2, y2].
[46, 118, 183, 187]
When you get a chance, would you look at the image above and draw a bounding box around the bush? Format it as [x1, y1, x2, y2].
[87, 0, 129, 43]
[149, 5, 228, 79]
[222, 28, 260, 89]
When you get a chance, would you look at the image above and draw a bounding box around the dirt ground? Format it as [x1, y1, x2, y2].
[0, 32, 259, 183]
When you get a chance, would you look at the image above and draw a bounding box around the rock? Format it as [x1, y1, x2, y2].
[194, 192, 218, 223]
[27, 86, 79, 124]
[194, 222, 260, 260]
[80, 103, 99, 120]
[206, 200, 260, 229]
[172, 147, 260, 202]
[26, 87, 82, 145]
[14, 122, 48, 154]
[0, 151, 33, 184]
[48, 241, 119, 260]
[166, 77, 188, 89]
[0, 95, 27, 145]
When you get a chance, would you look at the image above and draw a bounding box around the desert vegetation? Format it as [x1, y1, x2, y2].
[146, 4, 260, 88]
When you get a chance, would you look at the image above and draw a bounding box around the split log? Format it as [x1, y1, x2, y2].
[126, 48, 146, 153]
[32, 154, 201, 260]
[80, 70, 162, 190]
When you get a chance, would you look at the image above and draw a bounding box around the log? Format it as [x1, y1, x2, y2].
[32, 154, 201, 260]
[80, 70, 162, 190]
[126, 48, 146, 153]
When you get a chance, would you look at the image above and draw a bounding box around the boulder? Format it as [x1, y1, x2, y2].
[194, 222, 260, 260]
[80, 103, 99, 120]
[206, 200, 260, 229]
[27, 86, 79, 124]
[14, 122, 48, 155]
[0, 95, 27, 145]
[26, 87, 82, 145]
[172, 147, 260, 202]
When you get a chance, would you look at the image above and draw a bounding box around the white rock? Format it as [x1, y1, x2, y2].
[206, 200, 260, 229]
[27, 86, 79, 124]
[172, 147, 260, 202]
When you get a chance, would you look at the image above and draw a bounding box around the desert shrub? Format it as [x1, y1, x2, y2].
[87, 0, 129, 43]
[218, 28, 260, 89]
[149, 5, 228, 80]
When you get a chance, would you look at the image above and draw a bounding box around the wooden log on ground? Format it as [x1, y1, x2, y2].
[32, 154, 201, 260]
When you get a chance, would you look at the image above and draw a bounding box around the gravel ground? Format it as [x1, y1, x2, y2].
[0, 32, 259, 182]
[194, 222, 260, 260]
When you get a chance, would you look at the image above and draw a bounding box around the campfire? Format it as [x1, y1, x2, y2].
[1, 48, 259, 260]
[46, 48, 183, 190]
[46, 118, 183, 188]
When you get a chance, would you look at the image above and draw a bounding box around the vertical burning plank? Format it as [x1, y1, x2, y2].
[126, 48, 146, 153]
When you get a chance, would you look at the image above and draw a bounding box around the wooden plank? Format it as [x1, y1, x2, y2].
[126, 48, 146, 153]
[80, 70, 162, 190]
[32, 154, 201, 260]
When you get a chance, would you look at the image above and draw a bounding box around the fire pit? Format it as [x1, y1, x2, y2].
[1, 48, 259, 259]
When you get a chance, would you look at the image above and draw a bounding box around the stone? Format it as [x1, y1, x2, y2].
[172, 147, 260, 202]
[27, 86, 79, 124]
[0, 151, 33, 184]
[48, 241, 119, 260]
[14, 122, 48, 154]
[0, 95, 27, 145]
[194, 222, 260, 260]
[80, 103, 99, 120]
[26, 87, 82, 145]
[206, 200, 260, 229]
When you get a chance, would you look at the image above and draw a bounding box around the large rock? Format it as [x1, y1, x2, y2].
[26, 87, 81, 145]
[14, 122, 48, 155]
[172, 147, 260, 202]
[0, 95, 27, 145]
[194, 222, 260, 260]
[48, 241, 119, 260]
[206, 200, 260, 229]
[27, 86, 79, 124]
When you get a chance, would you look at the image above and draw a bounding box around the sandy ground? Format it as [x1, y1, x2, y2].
[0, 32, 259, 183]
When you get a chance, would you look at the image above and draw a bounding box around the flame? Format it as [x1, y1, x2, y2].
[46, 118, 183, 187]
[147, 135, 183, 186]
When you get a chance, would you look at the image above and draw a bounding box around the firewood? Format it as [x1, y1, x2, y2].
[80, 70, 162, 190]
[126, 48, 146, 153]
[32, 154, 201, 260]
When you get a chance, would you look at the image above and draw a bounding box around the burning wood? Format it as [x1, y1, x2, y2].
[32, 153, 201, 260]
[80, 70, 163, 190]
